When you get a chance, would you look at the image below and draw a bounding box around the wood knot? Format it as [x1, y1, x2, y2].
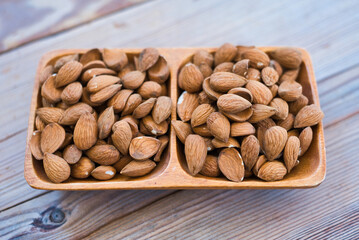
[32, 207, 67, 230]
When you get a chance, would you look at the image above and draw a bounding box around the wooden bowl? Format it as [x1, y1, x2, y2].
[24, 47, 326, 190]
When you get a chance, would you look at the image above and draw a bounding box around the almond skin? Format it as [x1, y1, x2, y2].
[122, 71, 146, 90]
[63, 144, 82, 164]
[82, 68, 116, 83]
[59, 103, 93, 125]
[29, 131, 44, 160]
[289, 94, 309, 115]
[137, 81, 162, 99]
[91, 166, 116, 180]
[193, 50, 214, 67]
[152, 96, 172, 124]
[71, 157, 95, 179]
[253, 155, 267, 176]
[263, 126, 288, 160]
[35, 116, 46, 131]
[73, 112, 98, 150]
[202, 77, 222, 100]
[122, 93, 142, 116]
[154, 135, 169, 162]
[43, 153, 71, 183]
[222, 108, 253, 122]
[271, 48, 302, 69]
[192, 124, 212, 137]
[278, 80, 302, 102]
[61, 81, 83, 105]
[39, 65, 54, 84]
[41, 75, 62, 104]
[207, 112, 230, 142]
[80, 48, 102, 65]
[139, 48, 160, 72]
[210, 72, 247, 93]
[41, 123, 65, 154]
[179, 63, 204, 93]
[277, 113, 295, 131]
[217, 94, 251, 113]
[269, 98, 289, 120]
[103, 48, 128, 71]
[86, 144, 120, 165]
[232, 59, 249, 77]
[132, 97, 156, 119]
[191, 104, 215, 127]
[214, 43, 237, 66]
[108, 89, 133, 113]
[111, 120, 132, 155]
[227, 87, 253, 102]
[230, 122, 255, 137]
[284, 136, 300, 172]
[82, 60, 106, 71]
[200, 155, 220, 177]
[257, 160, 287, 181]
[113, 155, 133, 172]
[270, 60, 283, 77]
[261, 67, 279, 86]
[218, 148, 244, 182]
[90, 84, 122, 104]
[299, 126, 313, 156]
[121, 160, 156, 177]
[177, 91, 199, 122]
[87, 75, 120, 93]
[245, 80, 273, 105]
[213, 62, 234, 73]
[55, 60, 83, 87]
[141, 115, 168, 136]
[241, 135, 260, 171]
[246, 68, 261, 81]
[36, 107, 64, 124]
[148, 56, 170, 84]
[185, 134, 207, 175]
[241, 48, 270, 69]
[294, 104, 324, 128]
[212, 137, 240, 149]
[279, 69, 299, 83]
[98, 106, 115, 139]
[54, 54, 79, 72]
[198, 63, 213, 79]
[248, 104, 277, 123]
[129, 136, 161, 160]
[172, 120, 193, 144]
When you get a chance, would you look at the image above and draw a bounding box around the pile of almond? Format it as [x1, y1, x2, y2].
[174, 44, 324, 182]
[29, 48, 171, 183]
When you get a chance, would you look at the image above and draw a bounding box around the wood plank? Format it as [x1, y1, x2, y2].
[83, 113, 359, 239]
[0, 0, 147, 53]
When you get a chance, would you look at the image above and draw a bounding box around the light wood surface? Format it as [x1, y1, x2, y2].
[1, 0, 359, 238]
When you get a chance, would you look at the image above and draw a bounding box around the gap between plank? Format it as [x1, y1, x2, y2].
[0, 191, 51, 213]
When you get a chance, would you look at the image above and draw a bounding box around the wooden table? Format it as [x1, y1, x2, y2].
[1, 0, 358, 239]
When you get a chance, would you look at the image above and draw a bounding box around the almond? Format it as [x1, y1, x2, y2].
[122, 71, 146, 90]
[241, 135, 260, 171]
[279, 69, 299, 83]
[227, 87, 253, 102]
[41, 75, 62, 103]
[83, 60, 106, 71]
[210, 72, 247, 93]
[179, 63, 204, 93]
[118, 116, 139, 137]
[185, 134, 207, 175]
[177, 91, 199, 122]
[192, 124, 212, 137]
[122, 94, 142, 116]
[222, 108, 253, 122]
[152, 96, 172, 124]
[113, 155, 133, 172]
[35, 116, 46, 131]
[71, 157, 95, 179]
[73, 112, 98, 150]
[212, 137, 240, 149]
[139, 48, 160, 72]
[241, 48, 270, 69]
[129, 136, 161, 160]
[200, 155, 220, 177]
[230, 122, 255, 137]
[256, 118, 276, 151]
[132, 97, 156, 119]
[214, 62, 234, 73]
[263, 126, 288, 160]
[257, 160, 287, 181]
[90, 84, 122, 103]
[63, 144, 82, 164]
[41, 123, 65, 154]
[94, 109, 112, 140]
[91, 166, 116, 180]
[138, 81, 162, 99]
[148, 56, 170, 83]
[61, 81, 82, 105]
[207, 112, 230, 142]
[203, 137, 215, 151]
[261, 67, 279, 86]
[40, 65, 54, 84]
[81, 87, 102, 107]
[198, 63, 213, 79]
[108, 89, 133, 113]
[29, 131, 43, 160]
[141, 115, 168, 136]
[59, 102, 93, 125]
[43, 153, 71, 183]
[271, 48, 302, 69]
[246, 68, 261, 81]
[217, 94, 251, 113]
[111, 120, 132, 155]
[218, 148, 244, 182]
[55, 60, 83, 87]
[36, 107, 64, 124]
[232, 59, 249, 77]
[54, 54, 79, 72]
[270, 60, 283, 77]
[278, 80, 302, 102]
[172, 120, 193, 144]
[245, 80, 273, 105]
[269, 98, 289, 120]
[79, 48, 102, 65]
[154, 135, 169, 162]
[299, 126, 313, 156]
[191, 104, 215, 127]
[289, 94, 309, 115]
[294, 104, 324, 128]
[248, 104, 277, 123]
[82, 68, 116, 83]
[86, 144, 120, 165]
[234, 45, 255, 61]
[277, 113, 295, 130]
[253, 155, 267, 176]
[198, 90, 213, 104]
[193, 50, 214, 67]
[284, 136, 300, 172]
[214, 43, 237, 66]
[103, 48, 128, 71]
[120, 160, 156, 177]
[202, 77, 222, 100]
[269, 84, 279, 98]
[87, 75, 120, 93]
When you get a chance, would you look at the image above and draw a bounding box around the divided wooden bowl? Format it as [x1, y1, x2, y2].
[25, 47, 326, 190]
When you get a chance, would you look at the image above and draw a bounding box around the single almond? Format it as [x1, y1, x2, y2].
[73, 112, 98, 150]
[111, 120, 132, 155]
[278, 80, 302, 102]
[79, 48, 102, 65]
[198, 90, 213, 104]
[90, 84, 122, 104]
[191, 104, 215, 127]
[35, 116, 46, 131]
[200, 155, 220, 177]
[54, 54, 79, 72]
[217, 94, 251, 113]
[118, 116, 139, 137]
[43, 153, 71, 183]
[122, 71, 146, 90]
[284, 136, 300, 172]
[234, 45, 255, 61]
[82, 60, 106, 71]
[122, 94, 142, 116]
[148, 56, 170, 83]
[294, 104, 324, 128]
[91, 166, 116, 180]
[81, 87, 102, 107]
[141, 115, 168, 136]
[71, 157, 95, 179]
[154, 135, 169, 162]
[241, 48, 270, 69]
[232, 59, 249, 77]
[86, 144, 120, 165]
[138, 81, 162, 99]
[87, 75, 120, 93]
[40, 65, 54, 84]
[198, 63, 213, 79]
[193, 50, 214, 67]
[227, 87, 253, 102]
[121, 160, 156, 177]
[132, 97, 156, 119]
[230, 122, 256, 137]
[59, 102, 93, 125]
[242, 135, 260, 170]
[271, 48, 302, 69]
[218, 148, 244, 182]
[41, 123, 65, 154]
[172, 120, 193, 144]
[212, 137, 240, 149]
[263, 126, 288, 160]
[214, 43, 237, 66]
[245, 80, 273, 105]
[185, 134, 207, 175]
[82, 68, 116, 83]
[299, 126, 313, 156]
[98, 106, 115, 139]
[179, 63, 204, 93]
[248, 104, 277, 123]
[214, 62, 234, 73]
[55, 60, 83, 87]
[129, 136, 161, 160]
[256, 118, 276, 151]
[210, 72, 247, 93]
[270, 60, 283, 77]
[29, 131, 44, 160]
[41, 75, 63, 104]
[36, 107, 64, 124]
[152, 96, 172, 124]
[289, 94, 309, 115]
[261, 67, 279, 86]
[253, 155, 267, 176]
[207, 112, 230, 142]
[192, 124, 213, 137]
[279, 69, 299, 83]
[103, 48, 128, 71]
[113, 155, 133, 172]
[139, 48, 160, 72]
[108, 89, 133, 113]
[269, 98, 289, 120]
[202, 77, 222, 100]
[61, 81, 82, 105]
[63, 144, 82, 164]
[277, 113, 295, 131]
[257, 160, 287, 181]
[222, 108, 253, 122]
[246, 68, 261, 81]
[177, 91, 199, 122]
[269, 84, 279, 98]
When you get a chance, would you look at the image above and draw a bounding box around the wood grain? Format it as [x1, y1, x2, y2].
[0, 0, 147, 53]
